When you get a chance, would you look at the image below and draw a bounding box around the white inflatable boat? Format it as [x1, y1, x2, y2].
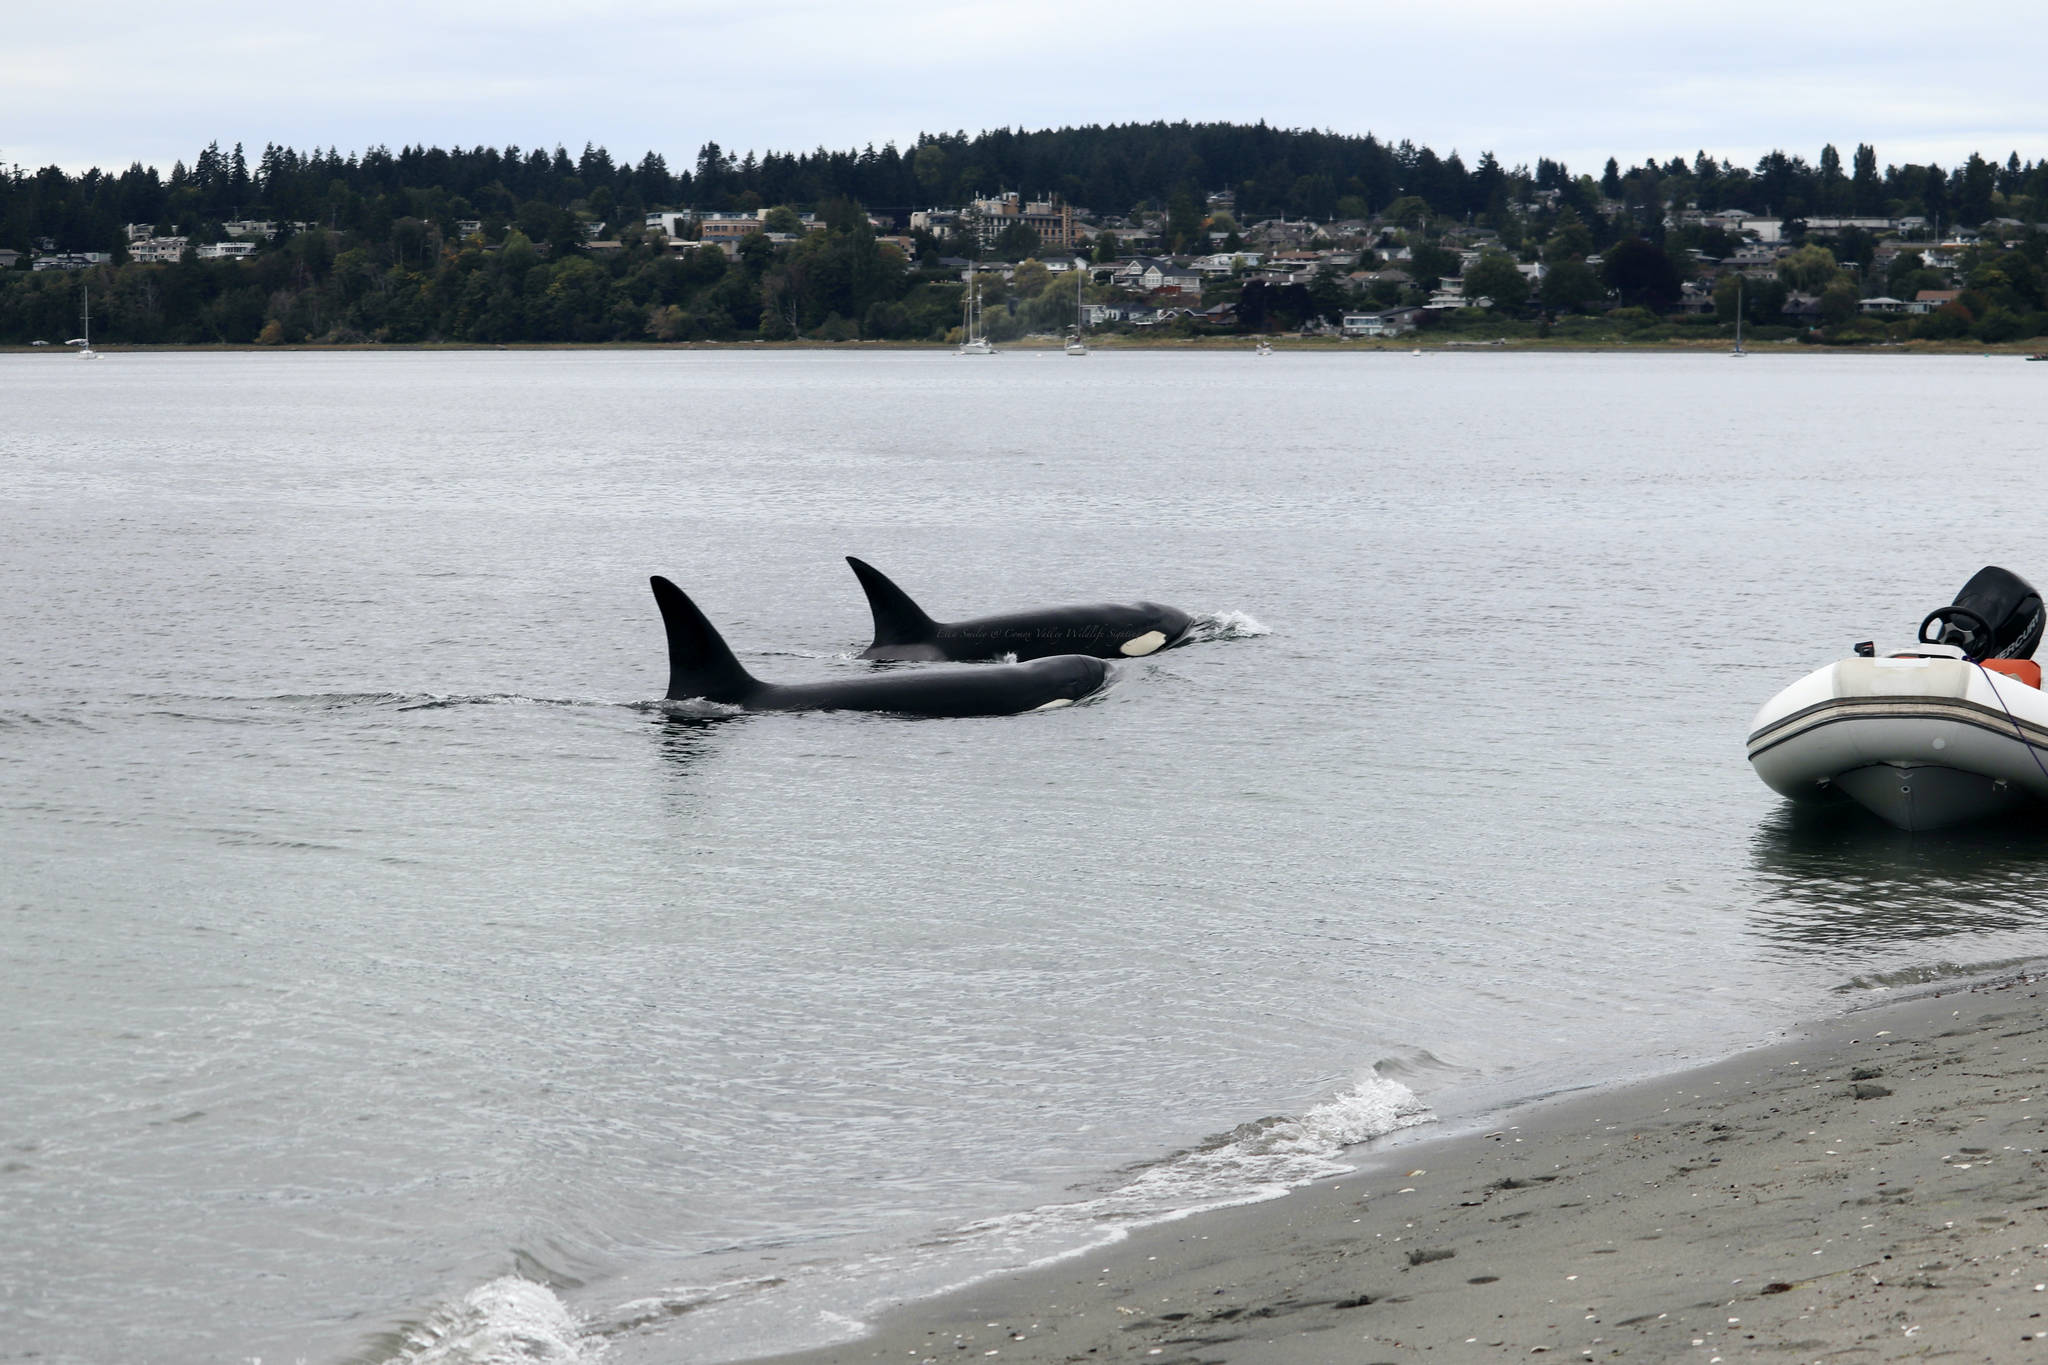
[1747, 567, 2048, 831]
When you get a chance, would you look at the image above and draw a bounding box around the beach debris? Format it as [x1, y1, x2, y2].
[1406, 1247, 1455, 1266]
[1851, 1082, 1893, 1099]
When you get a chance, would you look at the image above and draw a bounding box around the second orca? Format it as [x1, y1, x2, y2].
[651, 576, 1107, 717]
[847, 556, 1193, 663]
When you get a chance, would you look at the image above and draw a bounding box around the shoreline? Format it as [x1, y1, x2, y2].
[742, 969, 2048, 1364]
[6, 340, 2043, 356]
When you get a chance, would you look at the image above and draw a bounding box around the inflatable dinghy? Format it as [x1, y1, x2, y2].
[1747, 567, 2048, 830]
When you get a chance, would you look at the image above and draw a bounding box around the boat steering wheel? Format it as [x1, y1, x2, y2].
[1918, 605, 1994, 657]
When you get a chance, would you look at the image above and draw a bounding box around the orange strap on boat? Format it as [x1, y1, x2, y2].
[1980, 658, 2043, 688]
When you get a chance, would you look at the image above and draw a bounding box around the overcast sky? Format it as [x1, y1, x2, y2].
[7, 1, 2044, 182]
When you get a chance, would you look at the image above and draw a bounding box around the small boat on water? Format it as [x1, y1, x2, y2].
[956, 271, 995, 356]
[67, 282, 99, 360]
[1065, 265, 1089, 355]
[1254, 338, 1273, 356]
[1747, 566, 2048, 830]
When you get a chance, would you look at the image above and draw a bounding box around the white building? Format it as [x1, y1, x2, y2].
[1340, 308, 1420, 337]
[129, 237, 190, 264]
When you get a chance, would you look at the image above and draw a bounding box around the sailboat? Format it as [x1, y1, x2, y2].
[1731, 277, 1746, 357]
[1065, 264, 1089, 356]
[956, 269, 995, 356]
[67, 281, 99, 359]
[1254, 337, 1273, 356]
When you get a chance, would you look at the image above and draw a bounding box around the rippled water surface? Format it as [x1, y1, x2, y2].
[6, 349, 2048, 1364]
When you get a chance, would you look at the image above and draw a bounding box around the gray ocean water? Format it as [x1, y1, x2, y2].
[6, 348, 2048, 1365]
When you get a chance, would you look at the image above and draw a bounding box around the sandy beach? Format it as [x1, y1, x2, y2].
[756, 972, 2048, 1364]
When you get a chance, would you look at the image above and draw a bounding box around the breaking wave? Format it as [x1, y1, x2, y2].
[1182, 609, 1271, 643]
[381, 1276, 600, 1365]
[1012, 1071, 1434, 1229]
[587, 1074, 1432, 1360]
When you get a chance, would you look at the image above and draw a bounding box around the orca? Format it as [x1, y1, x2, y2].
[846, 557, 1194, 663]
[650, 576, 1108, 716]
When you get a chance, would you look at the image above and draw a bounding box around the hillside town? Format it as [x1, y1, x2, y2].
[4, 131, 2045, 345]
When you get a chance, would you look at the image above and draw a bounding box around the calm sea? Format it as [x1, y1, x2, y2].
[6, 348, 2048, 1364]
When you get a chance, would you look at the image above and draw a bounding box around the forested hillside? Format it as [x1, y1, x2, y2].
[4, 122, 2044, 345]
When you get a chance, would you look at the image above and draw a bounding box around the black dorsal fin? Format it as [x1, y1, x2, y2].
[846, 557, 937, 648]
[649, 577, 759, 703]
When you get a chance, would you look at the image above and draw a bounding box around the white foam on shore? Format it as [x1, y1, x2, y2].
[384, 1276, 601, 1365]
[592, 1075, 1432, 1362]
[1004, 1071, 1435, 1229]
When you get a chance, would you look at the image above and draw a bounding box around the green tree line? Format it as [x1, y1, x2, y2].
[8, 124, 2048, 346]
[10, 127, 2048, 262]
[0, 199, 1130, 346]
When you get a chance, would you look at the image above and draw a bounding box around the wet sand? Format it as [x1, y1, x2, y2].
[755, 972, 2048, 1363]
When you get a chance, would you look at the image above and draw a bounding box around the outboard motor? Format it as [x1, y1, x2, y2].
[1942, 566, 2045, 659]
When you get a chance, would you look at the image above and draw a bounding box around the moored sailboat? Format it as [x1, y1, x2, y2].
[67, 281, 99, 359]
[1065, 261, 1089, 355]
[956, 269, 995, 356]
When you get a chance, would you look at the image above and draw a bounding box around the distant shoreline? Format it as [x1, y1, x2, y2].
[9, 338, 2044, 356]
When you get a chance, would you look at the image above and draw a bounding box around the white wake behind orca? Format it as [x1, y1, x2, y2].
[846, 556, 1193, 662]
[650, 576, 1107, 717]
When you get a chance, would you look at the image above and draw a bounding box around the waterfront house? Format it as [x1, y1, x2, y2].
[1858, 296, 1908, 314]
[1250, 263, 1317, 285]
[1728, 246, 1782, 278]
[128, 237, 189, 264]
[1803, 217, 1898, 234]
[1111, 257, 1200, 294]
[1352, 268, 1412, 288]
[1909, 289, 1962, 314]
[1426, 280, 1470, 309]
[1672, 281, 1716, 315]
[31, 252, 112, 270]
[1340, 307, 1421, 337]
[1780, 292, 1824, 322]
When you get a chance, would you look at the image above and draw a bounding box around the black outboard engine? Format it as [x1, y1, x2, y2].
[1943, 566, 2045, 659]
